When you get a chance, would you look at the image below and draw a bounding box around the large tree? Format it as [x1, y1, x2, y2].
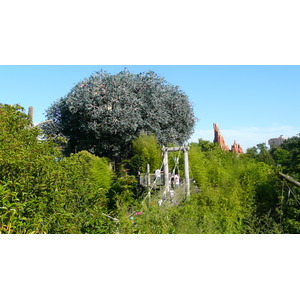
[44, 70, 195, 160]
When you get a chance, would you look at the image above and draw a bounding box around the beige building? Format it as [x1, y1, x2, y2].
[268, 135, 286, 148]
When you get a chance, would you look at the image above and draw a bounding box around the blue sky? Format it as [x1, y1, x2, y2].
[0, 65, 299, 150]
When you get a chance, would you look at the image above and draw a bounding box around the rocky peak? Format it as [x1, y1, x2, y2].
[213, 123, 244, 154]
[231, 140, 244, 154]
[213, 123, 229, 151]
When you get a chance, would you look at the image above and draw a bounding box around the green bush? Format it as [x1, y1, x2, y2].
[0, 104, 67, 233]
[187, 141, 279, 233]
[0, 104, 114, 233]
[129, 133, 162, 174]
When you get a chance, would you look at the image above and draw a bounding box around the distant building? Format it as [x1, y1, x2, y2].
[268, 135, 286, 148]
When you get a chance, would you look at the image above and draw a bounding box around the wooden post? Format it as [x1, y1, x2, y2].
[163, 147, 169, 193]
[184, 147, 190, 197]
[28, 106, 34, 120]
[28, 106, 34, 127]
[162, 146, 190, 197]
[147, 163, 151, 203]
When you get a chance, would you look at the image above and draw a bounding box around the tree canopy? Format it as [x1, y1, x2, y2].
[44, 70, 195, 160]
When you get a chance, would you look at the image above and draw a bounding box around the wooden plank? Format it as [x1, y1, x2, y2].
[162, 146, 190, 152]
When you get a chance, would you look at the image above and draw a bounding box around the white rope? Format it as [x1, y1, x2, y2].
[142, 160, 165, 203]
[284, 180, 299, 204]
[101, 213, 119, 222]
[143, 146, 190, 206]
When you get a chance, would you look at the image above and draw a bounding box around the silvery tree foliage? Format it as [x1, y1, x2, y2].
[44, 70, 195, 160]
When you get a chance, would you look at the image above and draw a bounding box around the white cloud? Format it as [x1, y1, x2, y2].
[189, 126, 299, 150]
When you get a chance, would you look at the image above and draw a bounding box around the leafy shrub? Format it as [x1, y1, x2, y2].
[0, 104, 67, 233]
[187, 141, 279, 233]
[129, 133, 162, 174]
[0, 104, 114, 233]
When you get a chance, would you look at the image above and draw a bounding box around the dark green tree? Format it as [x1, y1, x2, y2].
[246, 143, 275, 166]
[44, 70, 195, 160]
[279, 134, 300, 176]
[270, 135, 300, 233]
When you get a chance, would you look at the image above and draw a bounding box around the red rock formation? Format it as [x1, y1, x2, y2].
[213, 123, 244, 154]
[231, 140, 244, 154]
[213, 123, 229, 151]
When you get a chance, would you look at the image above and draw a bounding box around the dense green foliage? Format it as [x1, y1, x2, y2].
[115, 141, 282, 234]
[0, 105, 114, 233]
[188, 141, 281, 233]
[270, 135, 300, 233]
[272, 135, 300, 177]
[128, 133, 162, 174]
[247, 143, 276, 166]
[246, 137, 300, 233]
[1, 103, 299, 234]
[44, 70, 195, 160]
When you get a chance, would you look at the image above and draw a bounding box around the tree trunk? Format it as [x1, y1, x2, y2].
[279, 172, 300, 188]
